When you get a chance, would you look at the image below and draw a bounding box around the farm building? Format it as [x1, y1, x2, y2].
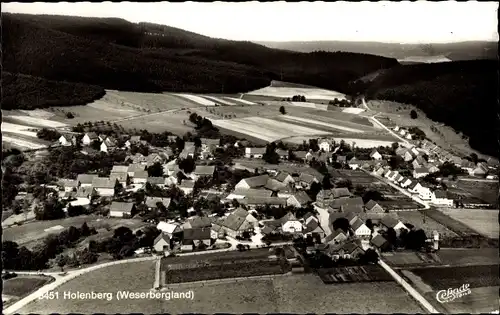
[418, 187, 435, 200]
[234, 174, 270, 190]
[472, 163, 489, 177]
[370, 149, 383, 160]
[370, 234, 390, 252]
[179, 180, 195, 195]
[77, 174, 97, 187]
[365, 200, 384, 213]
[239, 197, 287, 209]
[181, 228, 211, 251]
[147, 177, 165, 187]
[280, 212, 303, 234]
[324, 229, 348, 246]
[156, 221, 182, 236]
[319, 139, 334, 152]
[430, 190, 454, 207]
[145, 197, 171, 210]
[332, 197, 364, 212]
[153, 233, 171, 252]
[303, 219, 325, 239]
[380, 217, 409, 235]
[58, 179, 79, 192]
[296, 173, 320, 189]
[82, 132, 99, 146]
[182, 216, 212, 229]
[109, 202, 135, 218]
[413, 167, 430, 179]
[127, 163, 146, 177]
[100, 139, 117, 153]
[350, 218, 371, 239]
[217, 212, 254, 238]
[126, 153, 148, 165]
[193, 165, 216, 177]
[275, 171, 295, 185]
[245, 147, 266, 158]
[287, 191, 312, 208]
[91, 177, 116, 197]
[109, 172, 128, 187]
[111, 165, 129, 174]
[407, 181, 423, 194]
[264, 178, 287, 192]
[179, 142, 197, 159]
[226, 188, 273, 200]
[58, 134, 74, 146]
[232, 207, 258, 226]
[75, 186, 96, 201]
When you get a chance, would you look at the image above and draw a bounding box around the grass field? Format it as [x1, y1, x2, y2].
[454, 180, 499, 206]
[437, 208, 499, 239]
[2, 275, 53, 297]
[115, 110, 195, 135]
[396, 211, 459, 239]
[17, 272, 424, 313]
[419, 209, 480, 237]
[436, 248, 500, 266]
[247, 86, 346, 101]
[2, 215, 148, 246]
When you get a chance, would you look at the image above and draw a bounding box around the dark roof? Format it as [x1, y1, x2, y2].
[345, 212, 359, 222]
[183, 228, 211, 240]
[145, 197, 171, 208]
[332, 188, 351, 198]
[232, 207, 249, 218]
[371, 234, 388, 248]
[303, 220, 321, 234]
[221, 214, 249, 231]
[110, 202, 134, 213]
[58, 179, 79, 188]
[279, 212, 298, 224]
[264, 178, 287, 191]
[85, 132, 98, 140]
[134, 170, 149, 179]
[187, 216, 212, 228]
[331, 196, 364, 209]
[350, 218, 366, 231]
[380, 216, 399, 229]
[414, 167, 429, 174]
[230, 189, 273, 198]
[201, 138, 220, 146]
[77, 174, 98, 184]
[324, 229, 347, 243]
[365, 200, 382, 211]
[154, 233, 170, 244]
[342, 241, 364, 254]
[298, 173, 317, 184]
[240, 197, 287, 206]
[92, 177, 116, 189]
[408, 181, 420, 190]
[111, 165, 129, 173]
[194, 165, 215, 176]
[291, 191, 312, 205]
[110, 172, 128, 182]
[434, 190, 448, 199]
[341, 204, 364, 214]
[75, 186, 95, 198]
[275, 171, 292, 182]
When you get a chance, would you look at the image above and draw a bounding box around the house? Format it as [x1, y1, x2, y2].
[126, 153, 148, 165]
[193, 165, 216, 178]
[245, 147, 266, 158]
[179, 142, 196, 159]
[341, 202, 364, 214]
[460, 159, 476, 175]
[58, 179, 79, 192]
[182, 216, 212, 229]
[418, 187, 435, 200]
[370, 149, 382, 160]
[303, 212, 319, 225]
[332, 188, 351, 199]
[297, 173, 319, 189]
[92, 177, 117, 197]
[275, 149, 289, 160]
[75, 186, 96, 201]
[181, 228, 211, 251]
[400, 177, 412, 188]
[287, 191, 312, 207]
[373, 167, 386, 176]
[394, 174, 404, 183]
[164, 162, 180, 177]
[350, 218, 371, 239]
[147, 177, 165, 187]
[324, 229, 348, 245]
[413, 167, 430, 179]
[109, 172, 128, 188]
[111, 165, 129, 174]
[232, 207, 259, 227]
[412, 159, 422, 169]
[402, 150, 414, 162]
[127, 164, 146, 177]
[336, 155, 347, 164]
[264, 178, 287, 192]
[280, 212, 303, 234]
[342, 242, 365, 259]
[100, 138, 117, 153]
[156, 221, 182, 236]
[145, 153, 166, 167]
[82, 132, 99, 146]
[200, 138, 220, 153]
[431, 190, 454, 207]
[77, 174, 97, 187]
[380, 217, 409, 235]
[275, 171, 295, 185]
[58, 134, 73, 146]
[125, 135, 141, 148]
[472, 163, 489, 177]
[234, 174, 270, 190]
[153, 233, 171, 252]
[427, 164, 440, 174]
[407, 181, 423, 194]
[370, 234, 390, 252]
[179, 180, 195, 195]
[239, 197, 287, 209]
[365, 200, 384, 213]
[302, 219, 325, 240]
[226, 188, 273, 200]
[399, 129, 407, 136]
[133, 170, 149, 184]
[405, 134, 413, 140]
[319, 139, 333, 152]
[218, 212, 254, 238]
[386, 171, 400, 181]
[330, 196, 364, 212]
[145, 197, 171, 210]
[316, 189, 334, 208]
[109, 202, 135, 218]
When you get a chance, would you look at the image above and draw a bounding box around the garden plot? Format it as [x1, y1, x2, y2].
[248, 86, 346, 101]
[1, 122, 39, 138]
[202, 95, 237, 105]
[173, 94, 216, 106]
[5, 115, 67, 129]
[280, 115, 365, 133]
[212, 117, 331, 142]
[437, 208, 499, 239]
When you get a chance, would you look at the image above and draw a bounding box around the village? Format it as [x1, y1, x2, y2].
[3, 117, 498, 278]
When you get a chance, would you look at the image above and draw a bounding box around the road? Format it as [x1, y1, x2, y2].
[361, 168, 430, 209]
[362, 98, 412, 147]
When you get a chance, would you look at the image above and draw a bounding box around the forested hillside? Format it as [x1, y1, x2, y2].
[360, 60, 498, 157]
[2, 13, 399, 109]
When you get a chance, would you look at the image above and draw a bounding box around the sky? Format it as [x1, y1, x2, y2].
[3, 1, 499, 43]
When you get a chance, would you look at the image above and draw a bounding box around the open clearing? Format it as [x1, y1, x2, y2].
[18, 271, 423, 314]
[1, 122, 39, 137]
[212, 116, 331, 142]
[173, 93, 216, 106]
[2, 215, 148, 246]
[248, 86, 346, 101]
[437, 208, 499, 239]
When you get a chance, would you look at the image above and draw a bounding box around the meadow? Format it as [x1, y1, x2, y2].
[437, 208, 499, 239]
[247, 86, 346, 101]
[2, 275, 54, 308]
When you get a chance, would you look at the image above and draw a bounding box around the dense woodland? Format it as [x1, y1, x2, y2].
[2, 13, 397, 109]
[359, 60, 498, 157]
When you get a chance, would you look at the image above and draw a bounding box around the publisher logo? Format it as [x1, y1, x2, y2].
[436, 284, 472, 303]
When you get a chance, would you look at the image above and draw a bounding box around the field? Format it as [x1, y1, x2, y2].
[317, 265, 393, 283]
[2, 215, 148, 246]
[436, 248, 500, 266]
[17, 271, 423, 313]
[115, 110, 195, 135]
[437, 208, 499, 239]
[247, 86, 346, 101]
[1, 122, 39, 137]
[278, 115, 365, 133]
[396, 211, 459, 238]
[2, 275, 53, 307]
[173, 93, 216, 106]
[454, 179, 499, 206]
[420, 209, 483, 237]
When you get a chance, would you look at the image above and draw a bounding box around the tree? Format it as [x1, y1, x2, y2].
[359, 248, 379, 264]
[469, 153, 478, 164]
[365, 219, 374, 231]
[179, 156, 196, 173]
[90, 140, 101, 151]
[410, 110, 418, 119]
[66, 112, 74, 119]
[322, 173, 333, 189]
[113, 226, 135, 244]
[279, 106, 286, 115]
[332, 218, 350, 233]
[147, 162, 164, 177]
[262, 143, 280, 164]
[391, 142, 399, 152]
[56, 254, 68, 271]
[307, 181, 323, 200]
[80, 222, 91, 237]
[67, 205, 86, 217]
[34, 198, 66, 221]
[194, 137, 202, 148]
[362, 190, 384, 204]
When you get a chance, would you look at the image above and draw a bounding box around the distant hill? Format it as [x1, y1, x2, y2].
[357, 60, 498, 157]
[256, 40, 498, 61]
[2, 13, 399, 110]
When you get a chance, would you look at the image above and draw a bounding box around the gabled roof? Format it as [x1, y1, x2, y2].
[194, 165, 215, 176]
[92, 177, 116, 189]
[291, 191, 312, 205]
[408, 181, 420, 190]
[350, 218, 367, 231]
[345, 212, 359, 223]
[154, 233, 170, 245]
[433, 190, 448, 199]
[146, 197, 171, 208]
[246, 147, 267, 154]
[380, 216, 399, 229]
[185, 216, 212, 229]
[179, 180, 195, 188]
[75, 186, 95, 198]
[324, 229, 347, 242]
[77, 174, 98, 185]
[241, 175, 270, 188]
[303, 220, 323, 234]
[221, 214, 247, 231]
[128, 164, 146, 173]
[341, 203, 364, 214]
[298, 173, 317, 184]
[112, 165, 129, 173]
[232, 207, 250, 218]
[371, 234, 388, 247]
[365, 200, 382, 211]
[331, 196, 364, 209]
[275, 171, 292, 183]
[414, 167, 429, 174]
[110, 202, 134, 213]
[201, 138, 221, 146]
[229, 188, 273, 198]
[276, 149, 288, 156]
[336, 155, 347, 162]
[239, 197, 287, 206]
[58, 179, 79, 188]
[279, 212, 298, 224]
[342, 241, 364, 254]
[147, 177, 165, 185]
[110, 172, 128, 182]
[183, 227, 211, 240]
[316, 189, 333, 200]
[85, 132, 98, 140]
[134, 170, 149, 179]
[332, 188, 351, 199]
[264, 178, 287, 191]
[293, 151, 308, 159]
[370, 149, 380, 156]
